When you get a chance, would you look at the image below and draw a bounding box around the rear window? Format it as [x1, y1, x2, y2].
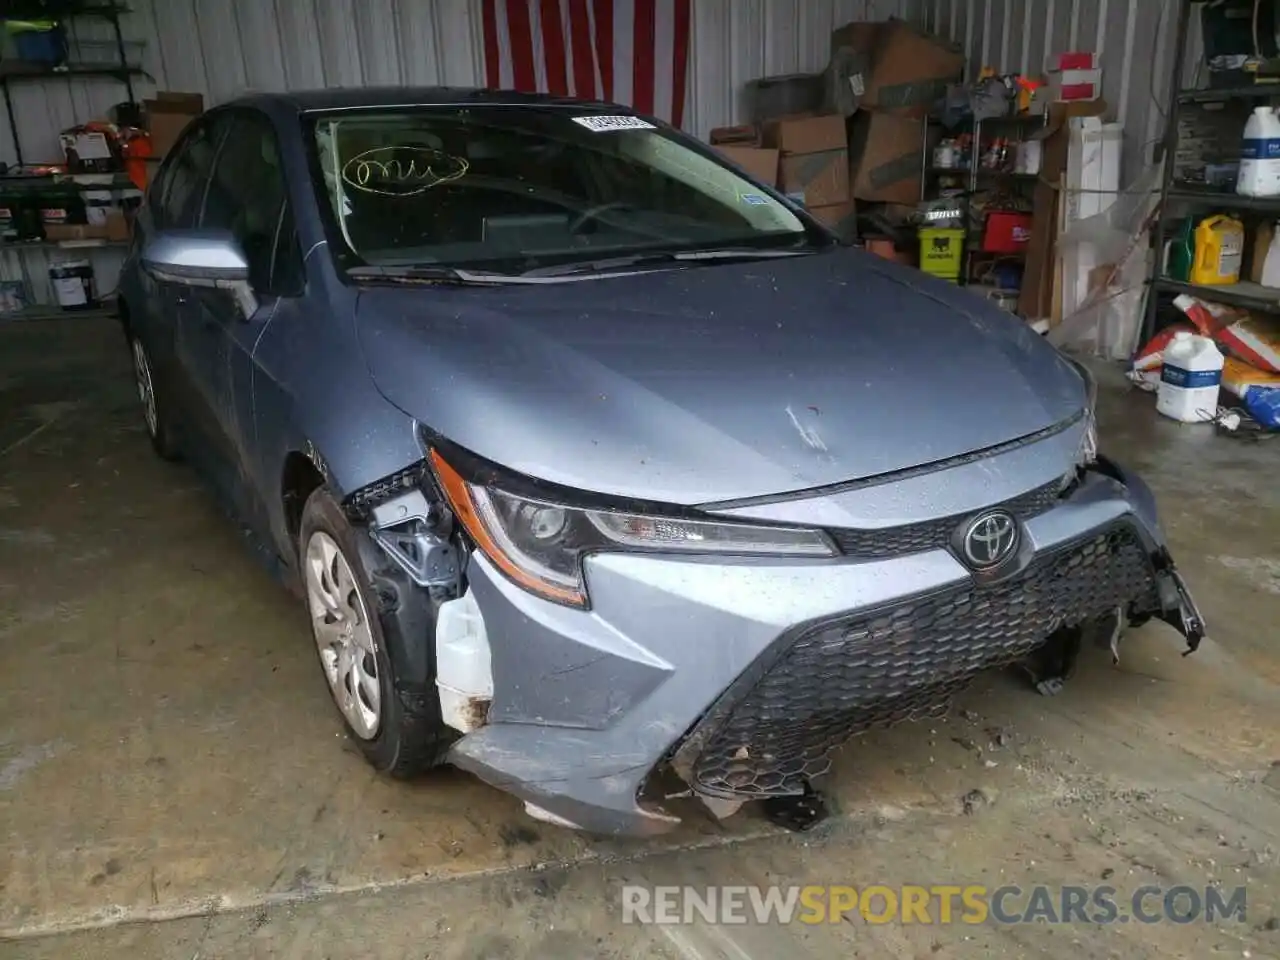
[309, 107, 807, 272]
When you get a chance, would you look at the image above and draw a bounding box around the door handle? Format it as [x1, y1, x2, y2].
[176, 294, 188, 305]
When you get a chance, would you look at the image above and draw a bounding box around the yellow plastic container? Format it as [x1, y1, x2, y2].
[919, 227, 965, 281]
[1190, 214, 1244, 286]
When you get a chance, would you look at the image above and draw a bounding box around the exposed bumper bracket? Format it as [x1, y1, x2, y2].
[1149, 550, 1206, 655]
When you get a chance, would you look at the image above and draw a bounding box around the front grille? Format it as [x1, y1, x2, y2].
[828, 480, 1064, 559]
[682, 525, 1160, 799]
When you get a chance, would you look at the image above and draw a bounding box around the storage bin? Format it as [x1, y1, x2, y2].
[10, 24, 67, 64]
[982, 211, 1034, 253]
[918, 227, 965, 280]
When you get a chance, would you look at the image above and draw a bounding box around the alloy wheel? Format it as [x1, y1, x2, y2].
[131, 339, 157, 437]
[304, 530, 382, 739]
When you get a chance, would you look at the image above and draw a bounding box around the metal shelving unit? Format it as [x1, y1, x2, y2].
[1164, 186, 1280, 211]
[0, 300, 115, 321]
[1178, 84, 1280, 103]
[0, 3, 147, 166]
[919, 113, 1045, 287]
[1153, 276, 1280, 311]
[1146, 1, 1280, 341]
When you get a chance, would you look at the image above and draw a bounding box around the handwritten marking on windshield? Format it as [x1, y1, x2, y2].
[341, 146, 470, 196]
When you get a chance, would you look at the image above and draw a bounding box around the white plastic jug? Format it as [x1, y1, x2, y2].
[1157, 332, 1225, 423]
[1238, 106, 1280, 197]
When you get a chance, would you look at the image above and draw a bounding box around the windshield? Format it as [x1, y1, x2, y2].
[309, 107, 812, 274]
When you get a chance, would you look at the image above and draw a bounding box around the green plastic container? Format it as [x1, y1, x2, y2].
[1166, 217, 1195, 283]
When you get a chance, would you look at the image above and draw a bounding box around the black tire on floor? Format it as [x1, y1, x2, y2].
[298, 487, 453, 777]
[128, 335, 182, 461]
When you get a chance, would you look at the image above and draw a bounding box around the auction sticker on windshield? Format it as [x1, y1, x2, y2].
[573, 115, 656, 132]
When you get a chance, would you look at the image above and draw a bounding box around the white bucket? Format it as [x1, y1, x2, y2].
[1157, 332, 1224, 423]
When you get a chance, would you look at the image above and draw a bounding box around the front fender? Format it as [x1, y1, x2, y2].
[1096, 453, 1165, 545]
[250, 293, 424, 561]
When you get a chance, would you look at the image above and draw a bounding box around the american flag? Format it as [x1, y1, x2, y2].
[481, 0, 692, 128]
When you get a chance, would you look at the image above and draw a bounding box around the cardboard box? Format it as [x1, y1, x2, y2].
[848, 111, 923, 204]
[1049, 51, 1100, 71]
[762, 114, 845, 155]
[779, 150, 849, 206]
[144, 92, 205, 156]
[1050, 69, 1102, 102]
[857, 19, 964, 117]
[715, 146, 779, 186]
[104, 209, 131, 242]
[827, 21, 882, 114]
[709, 124, 760, 147]
[809, 200, 857, 240]
[42, 210, 130, 243]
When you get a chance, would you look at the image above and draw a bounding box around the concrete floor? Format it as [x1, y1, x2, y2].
[0, 315, 1278, 959]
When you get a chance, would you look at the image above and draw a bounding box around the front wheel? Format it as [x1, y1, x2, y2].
[129, 336, 181, 460]
[299, 488, 453, 776]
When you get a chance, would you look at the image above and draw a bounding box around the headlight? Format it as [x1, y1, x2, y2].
[428, 448, 837, 607]
[1079, 408, 1099, 467]
[1068, 357, 1099, 467]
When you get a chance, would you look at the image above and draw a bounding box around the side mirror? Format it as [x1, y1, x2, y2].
[142, 229, 259, 318]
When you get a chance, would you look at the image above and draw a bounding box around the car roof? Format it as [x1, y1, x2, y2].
[233, 87, 624, 115]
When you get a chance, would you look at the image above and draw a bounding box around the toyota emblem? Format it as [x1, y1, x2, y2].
[960, 511, 1019, 569]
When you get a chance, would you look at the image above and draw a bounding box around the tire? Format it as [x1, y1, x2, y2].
[299, 487, 453, 776]
[129, 335, 181, 461]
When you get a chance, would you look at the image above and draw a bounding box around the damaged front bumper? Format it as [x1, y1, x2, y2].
[445, 456, 1205, 836]
[1092, 455, 1205, 654]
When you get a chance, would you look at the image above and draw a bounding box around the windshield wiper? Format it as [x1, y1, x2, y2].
[348, 265, 519, 285]
[520, 247, 819, 278]
[348, 264, 652, 286]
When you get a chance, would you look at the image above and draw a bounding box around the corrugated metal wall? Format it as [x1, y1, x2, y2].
[918, 0, 1183, 184]
[686, 0, 926, 137]
[2, 0, 485, 305]
[6, 0, 937, 304]
[1, 0, 485, 163]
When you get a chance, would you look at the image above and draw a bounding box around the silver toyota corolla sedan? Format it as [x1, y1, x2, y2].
[117, 88, 1204, 836]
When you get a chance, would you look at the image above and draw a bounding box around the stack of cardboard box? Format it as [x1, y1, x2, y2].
[833, 19, 964, 205]
[763, 114, 853, 235]
[708, 124, 780, 186]
[144, 92, 204, 158]
[709, 118, 855, 237]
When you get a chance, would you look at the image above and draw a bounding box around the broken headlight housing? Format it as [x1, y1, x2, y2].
[1068, 357, 1099, 467]
[427, 447, 837, 608]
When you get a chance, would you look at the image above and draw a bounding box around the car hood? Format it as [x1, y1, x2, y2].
[355, 250, 1085, 505]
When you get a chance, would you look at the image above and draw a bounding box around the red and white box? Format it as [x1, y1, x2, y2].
[1051, 68, 1103, 102]
[1048, 51, 1100, 72]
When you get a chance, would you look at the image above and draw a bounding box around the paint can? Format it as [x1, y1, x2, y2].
[48, 259, 96, 311]
[0, 279, 28, 316]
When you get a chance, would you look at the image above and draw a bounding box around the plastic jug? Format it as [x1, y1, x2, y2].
[1238, 106, 1280, 197]
[1190, 214, 1244, 286]
[1165, 218, 1194, 282]
[1254, 221, 1280, 288]
[1157, 332, 1225, 423]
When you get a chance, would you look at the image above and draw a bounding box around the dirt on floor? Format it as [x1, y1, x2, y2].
[0, 317, 1278, 959]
